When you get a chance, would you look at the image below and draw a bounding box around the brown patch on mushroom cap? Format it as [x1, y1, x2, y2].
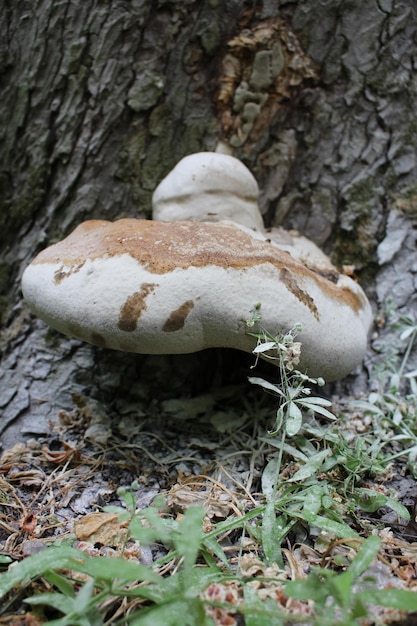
[30, 219, 366, 314]
[279, 268, 319, 320]
[54, 262, 86, 284]
[118, 283, 157, 332]
[162, 300, 195, 332]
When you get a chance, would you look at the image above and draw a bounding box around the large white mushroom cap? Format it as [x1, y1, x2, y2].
[22, 218, 372, 381]
[152, 152, 343, 275]
[152, 152, 264, 231]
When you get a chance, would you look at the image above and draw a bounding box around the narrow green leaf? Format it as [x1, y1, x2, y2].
[261, 507, 296, 569]
[43, 571, 76, 597]
[297, 400, 336, 420]
[286, 402, 302, 436]
[133, 598, 209, 626]
[280, 442, 309, 462]
[355, 489, 410, 519]
[302, 485, 326, 516]
[274, 405, 285, 433]
[103, 505, 129, 517]
[351, 595, 369, 619]
[400, 326, 416, 340]
[128, 515, 162, 545]
[26, 592, 75, 612]
[286, 449, 332, 482]
[121, 489, 137, 512]
[243, 585, 285, 625]
[299, 396, 332, 406]
[261, 458, 279, 498]
[360, 588, 417, 611]
[75, 554, 159, 586]
[253, 342, 277, 354]
[347, 535, 380, 580]
[262, 500, 283, 566]
[248, 377, 283, 395]
[128, 504, 178, 548]
[74, 578, 96, 613]
[285, 573, 329, 604]
[202, 506, 267, 543]
[0, 546, 87, 598]
[202, 536, 230, 569]
[299, 512, 360, 539]
[354, 400, 384, 416]
[172, 506, 204, 580]
[328, 570, 353, 608]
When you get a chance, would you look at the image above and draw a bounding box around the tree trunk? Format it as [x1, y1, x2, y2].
[1, 0, 416, 447]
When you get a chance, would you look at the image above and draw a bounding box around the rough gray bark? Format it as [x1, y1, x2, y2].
[1, 0, 416, 447]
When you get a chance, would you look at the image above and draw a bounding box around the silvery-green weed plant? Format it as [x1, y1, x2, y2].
[246, 303, 336, 440]
[356, 310, 417, 477]
[1, 305, 417, 624]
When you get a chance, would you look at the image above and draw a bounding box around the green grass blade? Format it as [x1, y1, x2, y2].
[0, 546, 87, 598]
[202, 536, 230, 569]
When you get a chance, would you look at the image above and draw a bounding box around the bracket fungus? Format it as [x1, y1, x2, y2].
[152, 152, 342, 274]
[22, 152, 372, 382]
[152, 151, 265, 232]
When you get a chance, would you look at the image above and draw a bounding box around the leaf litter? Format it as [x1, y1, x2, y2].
[0, 383, 416, 625]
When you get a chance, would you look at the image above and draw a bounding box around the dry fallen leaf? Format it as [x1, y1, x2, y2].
[0, 442, 33, 470]
[9, 613, 45, 626]
[74, 512, 129, 547]
[20, 512, 37, 535]
[41, 441, 79, 463]
[166, 478, 236, 518]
